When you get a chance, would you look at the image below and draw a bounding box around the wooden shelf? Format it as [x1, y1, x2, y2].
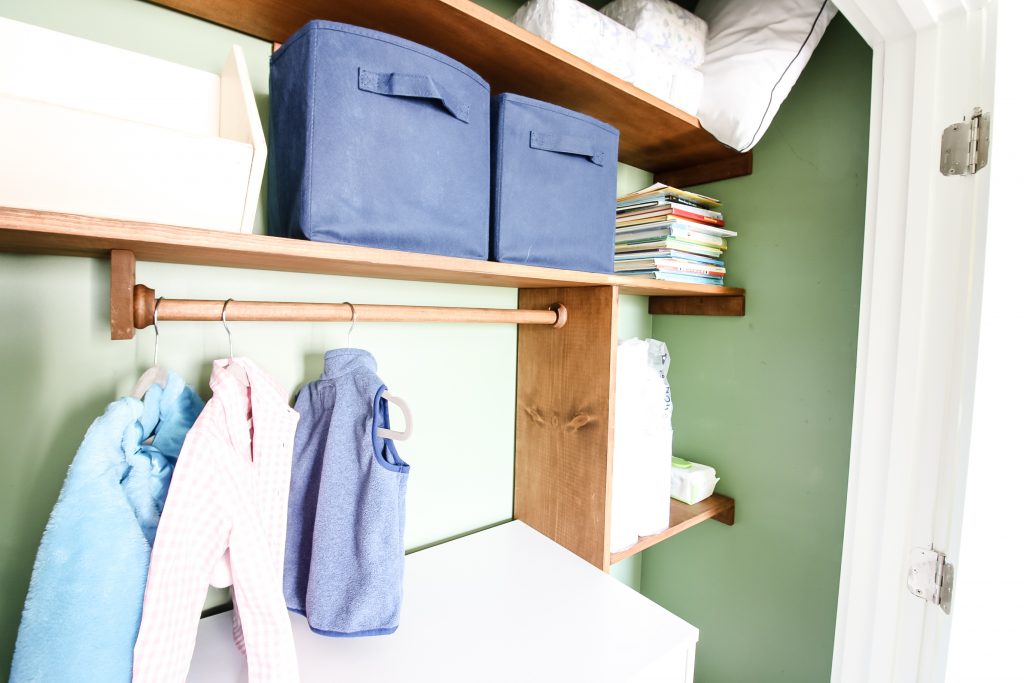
[0, 207, 746, 302]
[610, 494, 735, 564]
[146, 0, 751, 185]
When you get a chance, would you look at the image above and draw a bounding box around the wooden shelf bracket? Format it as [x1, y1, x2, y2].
[649, 295, 746, 317]
[609, 494, 736, 565]
[654, 152, 754, 189]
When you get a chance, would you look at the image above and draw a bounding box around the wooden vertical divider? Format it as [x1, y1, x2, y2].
[110, 249, 136, 340]
[514, 286, 618, 570]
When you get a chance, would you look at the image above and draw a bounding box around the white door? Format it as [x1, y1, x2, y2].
[944, 3, 1024, 680]
[830, 0, 1001, 680]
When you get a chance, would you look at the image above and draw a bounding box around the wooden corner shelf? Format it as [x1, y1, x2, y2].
[610, 494, 735, 564]
[146, 0, 750, 185]
[0, 207, 745, 303]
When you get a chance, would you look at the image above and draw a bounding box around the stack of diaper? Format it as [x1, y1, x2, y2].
[610, 338, 675, 553]
[602, 0, 706, 115]
[512, 0, 637, 83]
[512, 0, 706, 115]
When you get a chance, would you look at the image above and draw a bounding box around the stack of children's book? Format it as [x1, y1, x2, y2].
[614, 183, 736, 285]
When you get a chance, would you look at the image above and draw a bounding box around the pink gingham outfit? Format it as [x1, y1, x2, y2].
[133, 358, 300, 682]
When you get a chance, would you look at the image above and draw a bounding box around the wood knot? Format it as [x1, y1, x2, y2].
[523, 406, 546, 426]
[566, 414, 593, 431]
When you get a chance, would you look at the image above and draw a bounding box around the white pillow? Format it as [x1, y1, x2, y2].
[602, 0, 708, 68]
[696, 0, 837, 152]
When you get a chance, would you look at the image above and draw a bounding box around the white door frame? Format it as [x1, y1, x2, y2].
[828, 0, 996, 680]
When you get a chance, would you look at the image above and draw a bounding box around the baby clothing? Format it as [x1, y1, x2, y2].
[284, 348, 410, 637]
[133, 359, 300, 682]
[11, 372, 202, 683]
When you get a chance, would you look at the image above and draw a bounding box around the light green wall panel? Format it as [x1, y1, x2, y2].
[609, 556, 643, 591]
[639, 16, 871, 683]
[617, 294, 654, 342]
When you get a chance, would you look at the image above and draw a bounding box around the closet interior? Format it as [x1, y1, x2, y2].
[2, 0, 873, 679]
[0, 0, 741, 573]
[0, 0, 754, 568]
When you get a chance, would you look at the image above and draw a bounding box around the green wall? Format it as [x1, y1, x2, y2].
[640, 15, 871, 682]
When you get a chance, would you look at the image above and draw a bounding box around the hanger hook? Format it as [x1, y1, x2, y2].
[152, 297, 162, 367]
[341, 302, 356, 346]
[221, 298, 234, 360]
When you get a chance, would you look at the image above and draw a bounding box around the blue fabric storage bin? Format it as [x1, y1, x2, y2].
[490, 93, 619, 273]
[269, 20, 490, 259]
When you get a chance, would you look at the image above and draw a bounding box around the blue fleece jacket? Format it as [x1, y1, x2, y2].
[284, 349, 410, 637]
[10, 371, 203, 682]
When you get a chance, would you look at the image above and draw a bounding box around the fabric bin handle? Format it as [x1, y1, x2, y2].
[358, 67, 470, 124]
[529, 131, 606, 166]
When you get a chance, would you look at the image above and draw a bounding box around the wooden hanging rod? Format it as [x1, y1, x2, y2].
[110, 250, 567, 339]
[132, 285, 567, 328]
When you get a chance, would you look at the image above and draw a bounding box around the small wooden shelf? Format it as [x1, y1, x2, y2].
[146, 0, 750, 185]
[0, 207, 745, 303]
[610, 494, 736, 564]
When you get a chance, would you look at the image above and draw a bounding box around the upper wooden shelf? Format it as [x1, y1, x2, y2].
[0, 207, 745, 299]
[146, 0, 750, 184]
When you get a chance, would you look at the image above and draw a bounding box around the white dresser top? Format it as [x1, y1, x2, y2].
[187, 520, 698, 682]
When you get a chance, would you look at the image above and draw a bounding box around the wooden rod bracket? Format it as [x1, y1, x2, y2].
[550, 303, 568, 329]
[110, 249, 137, 340]
[649, 295, 745, 317]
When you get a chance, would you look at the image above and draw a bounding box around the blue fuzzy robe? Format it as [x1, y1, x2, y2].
[10, 371, 203, 682]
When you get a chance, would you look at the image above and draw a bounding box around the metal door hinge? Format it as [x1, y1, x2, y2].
[940, 107, 990, 176]
[907, 547, 954, 614]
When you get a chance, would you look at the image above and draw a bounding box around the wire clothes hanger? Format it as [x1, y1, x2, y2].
[341, 301, 356, 347]
[221, 299, 250, 386]
[339, 301, 412, 442]
[132, 297, 169, 399]
[152, 298, 161, 367]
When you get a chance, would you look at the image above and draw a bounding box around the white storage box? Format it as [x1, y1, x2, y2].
[0, 18, 265, 232]
[670, 457, 720, 505]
